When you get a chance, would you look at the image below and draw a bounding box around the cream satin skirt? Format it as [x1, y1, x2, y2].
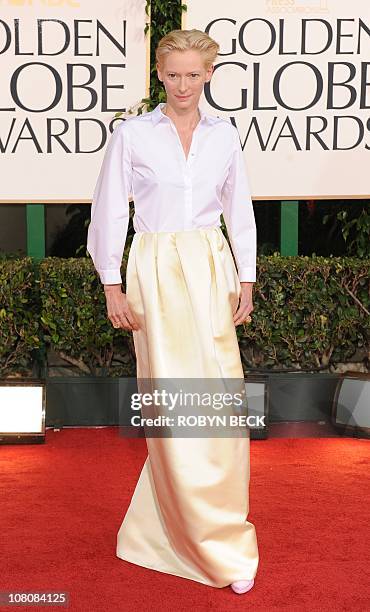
[116, 226, 259, 588]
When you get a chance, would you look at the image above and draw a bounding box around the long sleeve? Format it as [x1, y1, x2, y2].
[86, 122, 132, 285]
[221, 127, 257, 282]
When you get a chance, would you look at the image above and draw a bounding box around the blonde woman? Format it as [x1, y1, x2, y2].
[87, 29, 259, 595]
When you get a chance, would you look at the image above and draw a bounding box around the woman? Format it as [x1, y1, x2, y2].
[87, 29, 259, 595]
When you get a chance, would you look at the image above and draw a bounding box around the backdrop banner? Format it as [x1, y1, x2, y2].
[182, 0, 370, 199]
[0, 0, 148, 202]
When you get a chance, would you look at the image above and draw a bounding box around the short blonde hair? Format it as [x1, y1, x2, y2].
[156, 29, 220, 70]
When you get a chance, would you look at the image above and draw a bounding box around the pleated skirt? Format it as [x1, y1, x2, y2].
[116, 226, 259, 588]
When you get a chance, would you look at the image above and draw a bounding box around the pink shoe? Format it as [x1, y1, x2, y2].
[230, 579, 254, 594]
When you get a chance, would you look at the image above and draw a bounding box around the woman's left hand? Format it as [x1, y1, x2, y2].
[233, 282, 254, 326]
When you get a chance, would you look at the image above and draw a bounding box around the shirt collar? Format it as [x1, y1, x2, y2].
[151, 102, 215, 126]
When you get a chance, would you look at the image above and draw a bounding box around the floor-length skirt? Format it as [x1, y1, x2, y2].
[116, 226, 259, 588]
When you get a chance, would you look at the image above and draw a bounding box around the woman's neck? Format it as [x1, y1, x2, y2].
[163, 103, 201, 130]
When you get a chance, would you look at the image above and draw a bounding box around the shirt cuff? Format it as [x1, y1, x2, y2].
[97, 269, 122, 285]
[237, 266, 256, 283]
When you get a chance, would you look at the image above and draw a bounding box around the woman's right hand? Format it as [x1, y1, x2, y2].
[104, 284, 140, 331]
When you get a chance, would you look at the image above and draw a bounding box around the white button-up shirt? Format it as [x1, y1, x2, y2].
[87, 102, 257, 284]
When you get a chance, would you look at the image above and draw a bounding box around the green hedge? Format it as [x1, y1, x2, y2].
[0, 253, 368, 377]
[39, 256, 136, 378]
[0, 258, 41, 377]
[237, 255, 369, 370]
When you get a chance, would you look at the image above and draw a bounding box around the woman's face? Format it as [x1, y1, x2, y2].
[157, 49, 213, 111]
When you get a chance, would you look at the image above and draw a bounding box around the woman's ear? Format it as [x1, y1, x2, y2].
[156, 62, 163, 82]
[205, 64, 214, 83]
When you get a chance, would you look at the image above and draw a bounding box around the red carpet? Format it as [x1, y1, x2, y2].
[1, 427, 369, 612]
